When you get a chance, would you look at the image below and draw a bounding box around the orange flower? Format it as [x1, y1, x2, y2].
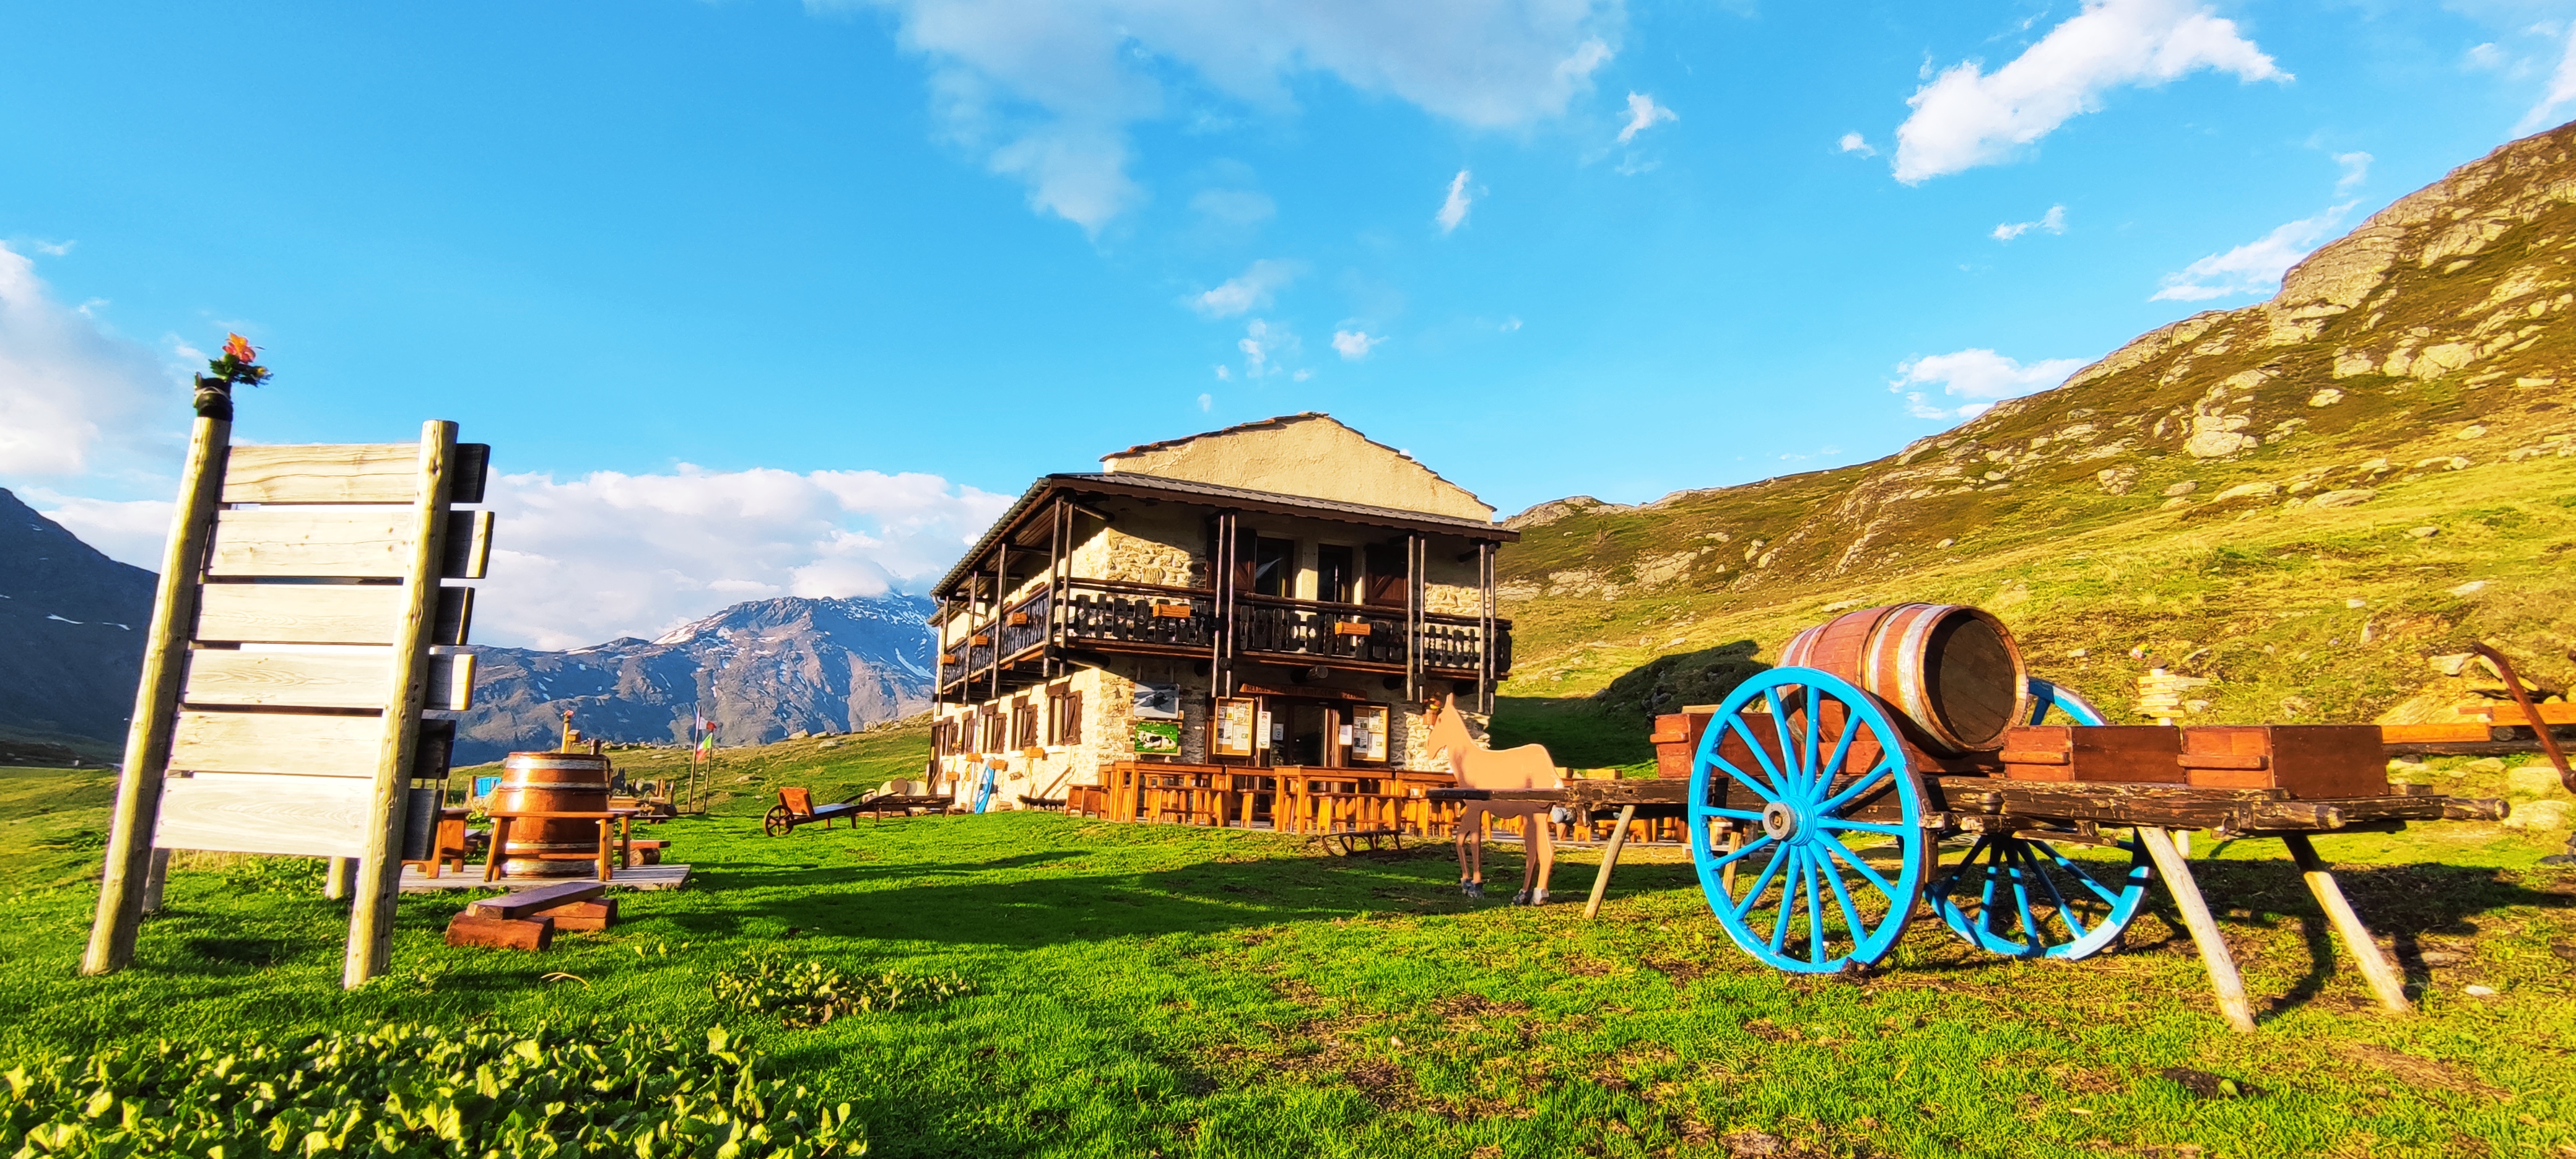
[224, 333, 256, 362]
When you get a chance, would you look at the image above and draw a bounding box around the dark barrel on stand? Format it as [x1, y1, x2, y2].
[1777, 603, 2028, 755]
[495, 751, 613, 877]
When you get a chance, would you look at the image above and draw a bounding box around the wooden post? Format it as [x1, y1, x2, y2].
[2136, 827, 2256, 1032]
[1583, 804, 1637, 919]
[2284, 833, 2413, 1014]
[84, 412, 230, 976]
[324, 856, 355, 900]
[344, 420, 454, 988]
[139, 849, 172, 914]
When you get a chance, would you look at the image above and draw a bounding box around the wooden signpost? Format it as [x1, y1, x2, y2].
[84, 404, 491, 989]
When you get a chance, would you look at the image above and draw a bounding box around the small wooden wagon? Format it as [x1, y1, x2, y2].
[1447, 604, 2525, 1031]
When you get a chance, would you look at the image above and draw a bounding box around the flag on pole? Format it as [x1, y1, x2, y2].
[697, 723, 717, 762]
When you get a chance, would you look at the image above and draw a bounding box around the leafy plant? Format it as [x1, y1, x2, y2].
[713, 955, 972, 1028]
[0, 1020, 861, 1158]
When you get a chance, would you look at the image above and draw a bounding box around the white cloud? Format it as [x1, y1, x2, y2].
[1213, 364, 1233, 380]
[1190, 258, 1300, 317]
[1331, 329, 1383, 360]
[840, 0, 1619, 232]
[1991, 204, 2068, 241]
[1198, 392, 1212, 411]
[0, 242, 185, 479]
[1437, 170, 1475, 233]
[1500, 316, 1523, 332]
[1238, 318, 1274, 377]
[2466, 42, 2506, 71]
[1616, 92, 1677, 143]
[1189, 186, 1276, 227]
[1894, 0, 2288, 183]
[2333, 150, 2372, 194]
[30, 239, 74, 257]
[470, 466, 1012, 649]
[22, 490, 175, 570]
[2151, 202, 2351, 302]
[1838, 132, 1877, 157]
[1292, 368, 1312, 381]
[2520, 24, 2576, 131]
[1891, 348, 2084, 419]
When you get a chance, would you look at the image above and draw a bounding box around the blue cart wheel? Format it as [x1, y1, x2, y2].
[1930, 676, 2152, 960]
[2025, 677, 2109, 727]
[1689, 667, 1928, 974]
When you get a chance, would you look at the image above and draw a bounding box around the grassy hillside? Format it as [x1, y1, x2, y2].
[1490, 124, 2576, 766]
[456, 716, 936, 817]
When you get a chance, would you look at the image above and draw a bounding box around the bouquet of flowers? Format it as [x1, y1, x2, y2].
[193, 332, 270, 420]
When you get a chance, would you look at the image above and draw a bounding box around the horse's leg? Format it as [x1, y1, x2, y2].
[1529, 814, 1556, 904]
[1455, 805, 1484, 896]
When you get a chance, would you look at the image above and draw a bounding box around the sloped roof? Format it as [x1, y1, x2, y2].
[1100, 412, 1491, 514]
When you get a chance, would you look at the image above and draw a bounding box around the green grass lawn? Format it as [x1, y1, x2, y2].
[4, 747, 2574, 1158]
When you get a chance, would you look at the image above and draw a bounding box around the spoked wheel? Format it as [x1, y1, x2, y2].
[1930, 675, 2152, 960]
[762, 805, 794, 837]
[1688, 667, 1929, 974]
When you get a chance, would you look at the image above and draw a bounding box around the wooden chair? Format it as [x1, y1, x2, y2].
[404, 807, 475, 879]
[762, 787, 866, 836]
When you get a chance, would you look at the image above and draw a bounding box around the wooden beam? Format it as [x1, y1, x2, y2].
[181, 650, 473, 711]
[196, 584, 471, 646]
[467, 880, 604, 920]
[2283, 833, 2414, 1015]
[154, 771, 374, 857]
[1583, 804, 1636, 919]
[2137, 827, 2256, 1033]
[441, 510, 493, 579]
[348, 420, 456, 988]
[85, 413, 230, 976]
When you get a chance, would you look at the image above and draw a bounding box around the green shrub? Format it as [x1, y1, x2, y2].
[713, 956, 972, 1028]
[0, 1020, 861, 1158]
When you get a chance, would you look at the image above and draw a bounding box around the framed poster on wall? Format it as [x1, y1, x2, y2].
[1351, 704, 1391, 763]
[1133, 719, 1181, 755]
[1212, 698, 1256, 758]
[1133, 682, 1181, 720]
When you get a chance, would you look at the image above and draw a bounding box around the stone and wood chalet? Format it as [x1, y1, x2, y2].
[926, 414, 1518, 826]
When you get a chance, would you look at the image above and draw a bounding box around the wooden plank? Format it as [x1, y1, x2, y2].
[2379, 722, 2493, 744]
[194, 584, 472, 646]
[168, 709, 381, 777]
[2138, 827, 2256, 1033]
[181, 650, 471, 711]
[445, 913, 552, 951]
[2465, 701, 2576, 726]
[451, 443, 491, 505]
[222, 444, 420, 503]
[442, 510, 493, 580]
[468, 880, 604, 920]
[154, 771, 373, 857]
[207, 509, 413, 578]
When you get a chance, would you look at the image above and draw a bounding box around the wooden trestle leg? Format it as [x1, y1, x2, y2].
[2136, 827, 2257, 1033]
[2283, 833, 2413, 1014]
[1583, 805, 1637, 919]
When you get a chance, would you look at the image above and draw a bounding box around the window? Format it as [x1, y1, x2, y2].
[1012, 696, 1039, 749]
[1363, 541, 1408, 607]
[1046, 685, 1084, 745]
[1251, 537, 1295, 597]
[1316, 544, 1355, 604]
[980, 706, 1004, 753]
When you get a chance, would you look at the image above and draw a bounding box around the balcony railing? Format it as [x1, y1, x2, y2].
[938, 578, 1510, 693]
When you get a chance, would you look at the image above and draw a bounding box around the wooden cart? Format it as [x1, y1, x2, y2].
[1438, 639, 2523, 1033]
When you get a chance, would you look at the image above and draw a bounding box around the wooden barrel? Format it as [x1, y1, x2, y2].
[495, 752, 613, 877]
[1778, 604, 2028, 755]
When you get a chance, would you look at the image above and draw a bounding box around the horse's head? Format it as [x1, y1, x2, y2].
[1423, 693, 1473, 771]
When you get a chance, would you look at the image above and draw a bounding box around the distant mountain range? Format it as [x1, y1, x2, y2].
[455, 594, 939, 765]
[0, 490, 938, 768]
[0, 489, 154, 763]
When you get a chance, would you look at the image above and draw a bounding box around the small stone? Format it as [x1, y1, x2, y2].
[2450, 580, 2489, 596]
[2409, 526, 2439, 537]
[2160, 497, 2190, 510]
[2356, 456, 2392, 474]
[2308, 389, 2345, 407]
[2462, 984, 2499, 997]
[2213, 481, 2281, 501]
[2346, 598, 2367, 609]
[1936, 537, 1955, 548]
[2504, 799, 2572, 830]
[2386, 759, 2430, 776]
[2309, 488, 2377, 508]
[2463, 757, 2508, 775]
[2068, 648, 2089, 659]
[2517, 376, 2558, 387]
[2458, 425, 2489, 440]
[2162, 481, 2200, 497]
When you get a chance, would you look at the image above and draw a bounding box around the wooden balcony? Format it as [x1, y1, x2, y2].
[935, 578, 1509, 698]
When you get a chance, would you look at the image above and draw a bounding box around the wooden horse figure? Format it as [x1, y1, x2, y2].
[1424, 694, 1563, 904]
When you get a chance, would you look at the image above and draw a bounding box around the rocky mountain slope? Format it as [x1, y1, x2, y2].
[457, 594, 937, 764]
[1491, 122, 2576, 765]
[0, 489, 153, 761]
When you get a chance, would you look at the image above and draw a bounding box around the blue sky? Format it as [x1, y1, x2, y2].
[6, 0, 2574, 646]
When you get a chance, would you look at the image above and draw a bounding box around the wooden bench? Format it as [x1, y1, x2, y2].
[443, 881, 619, 950]
[624, 838, 668, 867]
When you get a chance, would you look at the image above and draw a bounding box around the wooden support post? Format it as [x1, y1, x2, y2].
[2283, 833, 2413, 1014]
[344, 420, 454, 989]
[2136, 827, 2256, 1033]
[139, 849, 171, 914]
[323, 856, 356, 900]
[1583, 804, 1637, 919]
[85, 412, 230, 976]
